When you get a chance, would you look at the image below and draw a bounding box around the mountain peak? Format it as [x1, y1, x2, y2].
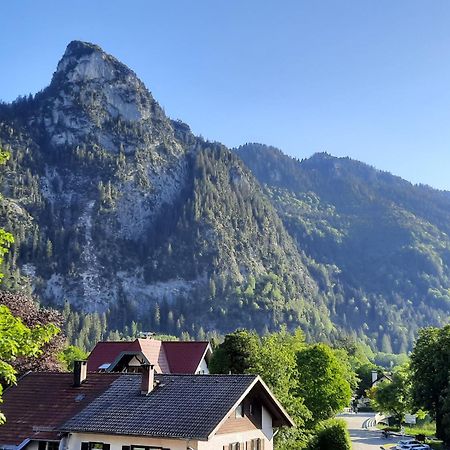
[54, 40, 134, 84]
[37, 40, 169, 148]
[65, 40, 104, 56]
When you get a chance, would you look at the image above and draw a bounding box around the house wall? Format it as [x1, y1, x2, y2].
[216, 415, 258, 435]
[64, 431, 274, 450]
[24, 441, 39, 450]
[196, 358, 209, 374]
[198, 429, 272, 450]
[261, 406, 273, 440]
[216, 398, 262, 435]
[64, 432, 197, 450]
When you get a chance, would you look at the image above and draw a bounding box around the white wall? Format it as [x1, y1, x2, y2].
[261, 406, 273, 441]
[195, 357, 209, 374]
[64, 432, 196, 450]
[64, 429, 274, 450]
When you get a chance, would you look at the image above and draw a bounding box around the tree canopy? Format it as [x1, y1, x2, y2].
[296, 343, 353, 423]
[367, 364, 411, 424]
[0, 305, 58, 423]
[410, 325, 450, 442]
[210, 328, 355, 448]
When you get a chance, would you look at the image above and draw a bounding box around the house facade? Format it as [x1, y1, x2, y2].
[0, 364, 293, 450]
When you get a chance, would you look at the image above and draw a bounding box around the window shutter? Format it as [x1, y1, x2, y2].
[122, 446, 130, 450]
[81, 443, 89, 450]
[102, 444, 110, 450]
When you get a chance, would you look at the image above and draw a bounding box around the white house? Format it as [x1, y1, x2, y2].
[0, 363, 294, 450]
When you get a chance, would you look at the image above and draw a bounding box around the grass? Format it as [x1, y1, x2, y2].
[377, 422, 449, 449]
[377, 422, 436, 437]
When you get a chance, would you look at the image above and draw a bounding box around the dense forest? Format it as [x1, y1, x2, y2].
[236, 144, 450, 353]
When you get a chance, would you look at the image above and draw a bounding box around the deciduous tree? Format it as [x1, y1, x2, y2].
[296, 343, 352, 422]
[0, 305, 58, 423]
[367, 364, 411, 424]
[410, 325, 450, 442]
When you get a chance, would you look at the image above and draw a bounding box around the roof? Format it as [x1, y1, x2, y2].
[137, 339, 170, 373]
[0, 372, 120, 446]
[163, 341, 211, 373]
[87, 341, 132, 372]
[87, 339, 211, 374]
[61, 373, 294, 440]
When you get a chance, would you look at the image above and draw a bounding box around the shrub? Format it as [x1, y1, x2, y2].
[314, 419, 351, 450]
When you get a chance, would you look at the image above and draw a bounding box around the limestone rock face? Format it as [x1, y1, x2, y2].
[0, 41, 330, 338]
[37, 41, 168, 150]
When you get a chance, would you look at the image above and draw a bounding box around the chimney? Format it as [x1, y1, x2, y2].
[73, 360, 88, 387]
[141, 364, 155, 395]
[371, 370, 378, 384]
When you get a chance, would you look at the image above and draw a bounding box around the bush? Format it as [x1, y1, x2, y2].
[314, 419, 351, 450]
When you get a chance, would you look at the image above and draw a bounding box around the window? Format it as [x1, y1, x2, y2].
[39, 442, 59, 450]
[246, 439, 262, 450]
[81, 443, 110, 450]
[235, 402, 244, 418]
[130, 446, 170, 450]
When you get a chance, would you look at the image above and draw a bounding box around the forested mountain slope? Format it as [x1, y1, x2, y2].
[236, 144, 450, 352]
[2, 40, 449, 350]
[0, 42, 332, 340]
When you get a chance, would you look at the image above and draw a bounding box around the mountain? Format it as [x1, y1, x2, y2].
[236, 144, 450, 352]
[2, 41, 450, 351]
[0, 42, 332, 340]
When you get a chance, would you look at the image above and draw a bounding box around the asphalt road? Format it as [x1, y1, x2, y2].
[341, 412, 404, 449]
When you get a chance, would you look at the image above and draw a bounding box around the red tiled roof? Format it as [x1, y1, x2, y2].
[162, 341, 210, 374]
[86, 341, 132, 372]
[136, 338, 170, 373]
[0, 372, 120, 446]
[87, 339, 210, 374]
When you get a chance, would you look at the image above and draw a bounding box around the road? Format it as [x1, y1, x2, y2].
[341, 412, 404, 449]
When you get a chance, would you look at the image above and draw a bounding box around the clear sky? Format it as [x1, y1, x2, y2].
[1, 1, 450, 189]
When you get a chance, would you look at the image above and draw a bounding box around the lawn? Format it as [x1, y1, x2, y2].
[377, 422, 436, 437]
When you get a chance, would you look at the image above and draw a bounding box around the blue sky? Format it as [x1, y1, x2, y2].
[1, 1, 450, 189]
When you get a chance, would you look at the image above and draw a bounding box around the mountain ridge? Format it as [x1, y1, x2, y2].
[236, 143, 450, 352]
[0, 41, 333, 341]
[1, 41, 450, 350]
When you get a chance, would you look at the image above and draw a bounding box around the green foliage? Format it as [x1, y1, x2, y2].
[0, 147, 14, 280]
[354, 363, 379, 399]
[0, 304, 58, 423]
[58, 345, 88, 371]
[367, 364, 411, 424]
[296, 343, 352, 423]
[373, 352, 409, 369]
[410, 325, 450, 442]
[209, 329, 260, 374]
[312, 419, 352, 450]
[212, 328, 357, 449]
[237, 143, 450, 352]
[252, 329, 312, 449]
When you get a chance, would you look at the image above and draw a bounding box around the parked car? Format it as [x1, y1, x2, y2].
[395, 443, 430, 450]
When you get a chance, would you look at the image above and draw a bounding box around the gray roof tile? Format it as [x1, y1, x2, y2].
[61, 374, 257, 440]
